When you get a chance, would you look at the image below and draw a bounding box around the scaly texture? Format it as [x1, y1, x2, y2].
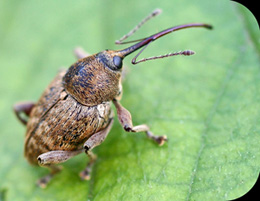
[25, 70, 112, 164]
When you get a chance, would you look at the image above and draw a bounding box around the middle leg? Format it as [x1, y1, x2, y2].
[13, 101, 35, 125]
[80, 118, 114, 180]
[37, 149, 83, 188]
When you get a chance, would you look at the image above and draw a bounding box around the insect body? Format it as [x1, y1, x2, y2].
[14, 9, 212, 187]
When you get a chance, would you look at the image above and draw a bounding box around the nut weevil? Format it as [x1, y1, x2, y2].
[14, 9, 212, 188]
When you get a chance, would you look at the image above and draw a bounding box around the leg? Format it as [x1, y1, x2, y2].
[113, 99, 167, 146]
[36, 118, 113, 186]
[36, 165, 62, 188]
[74, 47, 90, 59]
[37, 149, 83, 188]
[80, 119, 114, 180]
[13, 101, 35, 125]
[79, 151, 97, 180]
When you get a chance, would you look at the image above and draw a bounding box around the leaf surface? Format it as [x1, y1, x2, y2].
[0, 0, 259, 200]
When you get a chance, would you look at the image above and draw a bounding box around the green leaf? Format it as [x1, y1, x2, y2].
[0, 0, 259, 200]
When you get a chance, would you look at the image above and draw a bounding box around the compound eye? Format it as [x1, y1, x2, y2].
[113, 56, 122, 69]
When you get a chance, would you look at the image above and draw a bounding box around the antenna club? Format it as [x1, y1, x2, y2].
[152, 8, 162, 16]
[182, 50, 195, 56]
[205, 24, 213, 29]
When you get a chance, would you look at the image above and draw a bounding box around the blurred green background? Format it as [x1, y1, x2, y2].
[0, 0, 259, 200]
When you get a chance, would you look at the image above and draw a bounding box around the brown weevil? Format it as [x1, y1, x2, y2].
[14, 9, 212, 188]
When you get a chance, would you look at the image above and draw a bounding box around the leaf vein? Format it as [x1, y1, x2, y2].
[185, 55, 242, 201]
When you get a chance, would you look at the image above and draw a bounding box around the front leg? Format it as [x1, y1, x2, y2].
[113, 99, 167, 146]
[74, 47, 90, 59]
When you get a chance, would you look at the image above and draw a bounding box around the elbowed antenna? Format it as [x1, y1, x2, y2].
[118, 23, 213, 64]
[115, 8, 162, 44]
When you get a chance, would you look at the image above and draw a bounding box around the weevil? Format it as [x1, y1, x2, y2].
[14, 9, 212, 188]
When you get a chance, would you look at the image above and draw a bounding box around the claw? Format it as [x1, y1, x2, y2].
[155, 135, 168, 146]
[36, 174, 53, 188]
[80, 170, 91, 180]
